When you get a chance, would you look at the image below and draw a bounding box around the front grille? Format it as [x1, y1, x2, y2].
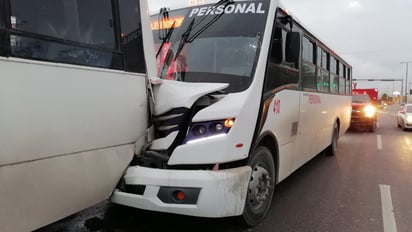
[154, 107, 190, 138]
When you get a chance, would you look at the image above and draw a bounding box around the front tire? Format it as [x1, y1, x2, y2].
[240, 146, 276, 227]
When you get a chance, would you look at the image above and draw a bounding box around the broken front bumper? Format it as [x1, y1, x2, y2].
[111, 165, 251, 218]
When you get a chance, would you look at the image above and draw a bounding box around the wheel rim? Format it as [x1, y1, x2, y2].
[248, 164, 272, 212]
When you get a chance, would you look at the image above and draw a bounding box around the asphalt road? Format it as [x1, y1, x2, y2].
[36, 104, 412, 232]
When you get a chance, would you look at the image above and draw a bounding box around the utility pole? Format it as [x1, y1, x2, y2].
[401, 61, 412, 103]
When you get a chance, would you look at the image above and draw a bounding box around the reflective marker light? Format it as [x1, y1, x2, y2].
[175, 191, 185, 201]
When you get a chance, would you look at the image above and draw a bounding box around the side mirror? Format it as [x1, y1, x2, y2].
[285, 32, 300, 68]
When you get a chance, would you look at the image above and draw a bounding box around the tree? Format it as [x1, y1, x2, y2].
[381, 93, 388, 102]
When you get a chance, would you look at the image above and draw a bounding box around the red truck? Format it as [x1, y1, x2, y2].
[352, 88, 379, 104]
[351, 88, 379, 132]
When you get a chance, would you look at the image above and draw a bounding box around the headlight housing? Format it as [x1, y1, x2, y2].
[406, 115, 412, 123]
[364, 104, 376, 118]
[184, 118, 235, 144]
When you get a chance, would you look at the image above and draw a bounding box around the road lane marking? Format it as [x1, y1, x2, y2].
[377, 135, 382, 150]
[379, 184, 397, 232]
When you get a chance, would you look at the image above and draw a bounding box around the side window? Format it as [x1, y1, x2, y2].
[339, 62, 346, 94]
[119, 0, 146, 73]
[316, 46, 322, 67]
[322, 50, 328, 69]
[10, 0, 65, 38]
[302, 36, 316, 90]
[0, 1, 5, 29]
[77, 0, 115, 49]
[264, 17, 300, 94]
[0, 1, 7, 56]
[346, 68, 352, 94]
[317, 48, 329, 93]
[330, 57, 339, 93]
[10, 0, 115, 46]
[8, 0, 122, 70]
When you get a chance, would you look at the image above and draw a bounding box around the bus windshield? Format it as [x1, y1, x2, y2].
[151, 0, 269, 93]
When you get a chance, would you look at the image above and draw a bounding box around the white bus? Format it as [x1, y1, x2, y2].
[0, 0, 156, 231]
[111, 0, 353, 227]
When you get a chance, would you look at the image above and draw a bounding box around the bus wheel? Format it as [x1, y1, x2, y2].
[240, 146, 276, 227]
[326, 122, 339, 156]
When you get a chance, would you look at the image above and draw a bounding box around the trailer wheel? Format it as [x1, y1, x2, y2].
[240, 146, 276, 227]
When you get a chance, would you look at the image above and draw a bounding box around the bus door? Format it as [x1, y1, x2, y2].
[265, 19, 301, 179]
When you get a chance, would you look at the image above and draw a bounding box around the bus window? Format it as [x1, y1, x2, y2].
[0, 4, 7, 56]
[0, 1, 6, 29]
[316, 45, 322, 67]
[346, 68, 352, 94]
[10, 0, 66, 38]
[119, 0, 146, 73]
[265, 24, 299, 94]
[339, 75, 346, 94]
[339, 62, 345, 94]
[317, 48, 330, 93]
[9, 0, 120, 69]
[10, 0, 114, 47]
[330, 57, 339, 93]
[77, 0, 115, 49]
[302, 36, 316, 90]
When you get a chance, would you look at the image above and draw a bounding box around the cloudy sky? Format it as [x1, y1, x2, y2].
[148, 0, 412, 94]
[284, 0, 412, 93]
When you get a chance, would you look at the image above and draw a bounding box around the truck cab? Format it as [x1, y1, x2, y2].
[350, 94, 377, 132]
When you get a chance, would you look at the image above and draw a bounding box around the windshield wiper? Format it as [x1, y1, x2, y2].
[156, 21, 176, 58]
[174, 18, 195, 61]
[156, 8, 176, 58]
[173, 0, 234, 60]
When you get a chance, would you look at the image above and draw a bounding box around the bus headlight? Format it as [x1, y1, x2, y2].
[185, 118, 235, 144]
[364, 105, 376, 118]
